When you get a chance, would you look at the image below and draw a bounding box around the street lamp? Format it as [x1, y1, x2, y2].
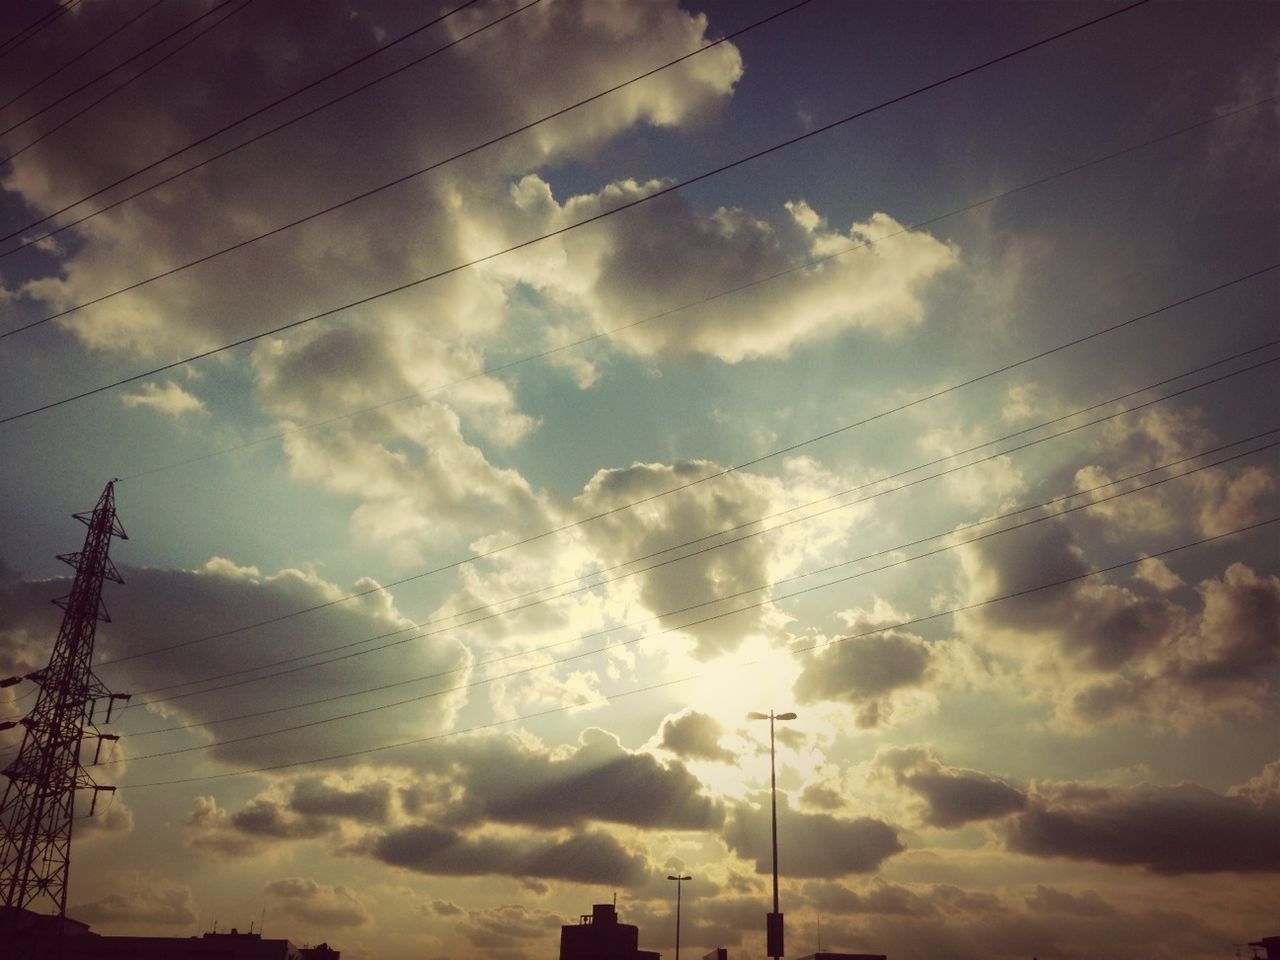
[666, 873, 691, 960]
[748, 710, 796, 959]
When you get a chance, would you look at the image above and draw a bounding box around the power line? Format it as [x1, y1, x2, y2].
[0, 0, 168, 116]
[114, 516, 1279, 787]
[92, 265, 1278, 668]
[0, 1, 80, 61]
[103, 344, 1280, 705]
[0, 0, 1152, 421]
[0, 0, 250, 154]
[105, 95, 1277, 484]
[0, 0, 502, 248]
[112, 433, 1279, 741]
[1, 0, 810, 320]
[107, 355, 1277, 711]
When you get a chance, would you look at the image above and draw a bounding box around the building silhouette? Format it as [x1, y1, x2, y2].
[560, 902, 660, 960]
[1, 908, 338, 959]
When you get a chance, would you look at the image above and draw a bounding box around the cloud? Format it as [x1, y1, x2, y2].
[509, 183, 959, 363]
[457, 903, 563, 950]
[801, 878, 931, 917]
[659, 709, 736, 763]
[364, 823, 651, 885]
[571, 457, 858, 658]
[265, 878, 371, 928]
[3, 0, 746, 575]
[1072, 407, 1277, 539]
[793, 605, 940, 727]
[955, 514, 1279, 729]
[0, 557, 474, 770]
[182, 795, 261, 858]
[722, 792, 903, 877]
[232, 799, 333, 840]
[71, 885, 198, 927]
[1024, 884, 1117, 917]
[119, 381, 207, 418]
[1006, 776, 1280, 874]
[289, 777, 393, 823]
[404, 728, 724, 831]
[873, 745, 1026, 828]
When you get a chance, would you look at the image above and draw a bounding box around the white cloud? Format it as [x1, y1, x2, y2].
[120, 381, 207, 418]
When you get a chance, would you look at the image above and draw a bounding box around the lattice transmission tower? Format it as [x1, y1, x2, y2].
[0, 481, 130, 951]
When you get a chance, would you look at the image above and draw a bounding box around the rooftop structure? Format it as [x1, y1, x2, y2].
[559, 902, 661, 960]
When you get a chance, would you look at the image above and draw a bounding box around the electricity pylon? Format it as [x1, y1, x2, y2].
[0, 481, 130, 953]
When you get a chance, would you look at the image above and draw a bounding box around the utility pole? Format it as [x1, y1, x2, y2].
[749, 709, 796, 959]
[0, 482, 130, 958]
[666, 873, 691, 960]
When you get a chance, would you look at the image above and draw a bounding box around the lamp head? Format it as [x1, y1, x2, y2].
[747, 711, 768, 720]
[776, 712, 798, 720]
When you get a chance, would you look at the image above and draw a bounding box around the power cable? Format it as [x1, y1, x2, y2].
[103, 344, 1280, 707]
[114, 433, 1279, 740]
[0, 0, 249, 151]
[1, 0, 809, 316]
[113, 447, 1278, 760]
[93, 265, 1277, 668]
[0, 0, 503, 248]
[0, 0, 1152, 421]
[101, 95, 1275, 484]
[108, 355, 1278, 712]
[115, 516, 1280, 787]
[0, 0, 168, 116]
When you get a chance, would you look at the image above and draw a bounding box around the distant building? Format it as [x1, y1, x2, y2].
[559, 902, 661, 960]
[702, 950, 728, 960]
[1250, 937, 1280, 960]
[65, 929, 340, 959]
[1, 909, 338, 960]
[795, 953, 887, 960]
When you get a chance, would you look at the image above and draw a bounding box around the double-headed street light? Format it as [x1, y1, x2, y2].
[748, 710, 797, 959]
[666, 873, 691, 960]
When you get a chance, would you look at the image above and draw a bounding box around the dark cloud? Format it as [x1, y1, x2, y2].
[574, 461, 777, 658]
[70, 887, 197, 927]
[800, 783, 844, 810]
[961, 519, 1175, 670]
[0, 560, 472, 770]
[366, 823, 651, 885]
[458, 903, 563, 951]
[1024, 885, 1116, 917]
[722, 793, 903, 877]
[875, 745, 1026, 828]
[182, 795, 260, 857]
[1006, 779, 1280, 874]
[429, 899, 464, 917]
[794, 627, 932, 725]
[411, 728, 724, 831]
[959, 517, 1279, 727]
[660, 709, 737, 763]
[265, 878, 370, 928]
[289, 778, 392, 823]
[232, 799, 331, 840]
[801, 878, 929, 917]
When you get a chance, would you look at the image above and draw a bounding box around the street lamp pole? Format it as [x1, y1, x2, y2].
[666, 874, 691, 960]
[749, 709, 796, 959]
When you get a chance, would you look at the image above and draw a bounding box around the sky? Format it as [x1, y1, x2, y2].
[0, 1, 1277, 958]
